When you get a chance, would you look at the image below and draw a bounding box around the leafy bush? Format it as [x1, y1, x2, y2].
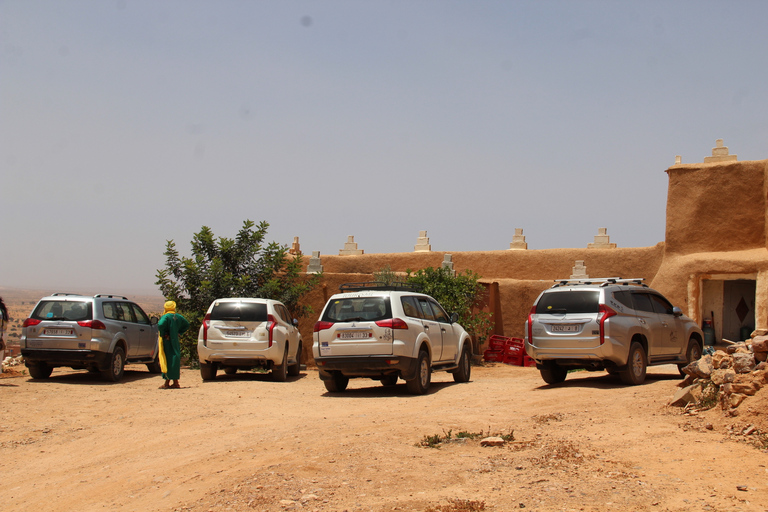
[405, 266, 493, 351]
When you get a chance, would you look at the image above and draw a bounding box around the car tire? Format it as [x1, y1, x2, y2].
[288, 342, 302, 377]
[452, 344, 472, 383]
[380, 374, 398, 387]
[540, 362, 567, 384]
[406, 350, 431, 395]
[324, 373, 349, 392]
[101, 347, 125, 382]
[272, 345, 288, 382]
[146, 354, 162, 374]
[200, 362, 217, 381]
[620, 342, 647, 385]
[28, 362, 53, 380]
[223, 367, 237, 375]
[678, 338, 703, 376]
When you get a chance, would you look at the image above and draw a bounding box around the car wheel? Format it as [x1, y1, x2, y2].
[678, 338, 703, 376]
[540, 362, 567, 384]
[200, 362, 217, 381]
[146, 354, 162, 374]
[288, 342, 302, 377]
[28, 362, 53, 380]
[406, 350, 431, 395]
[101, 347, 125, 382]
[620, 342, 647, 385]
[272, 345, 288, 382]
[324, 373, 349, 392]
[380, 374, 398, 387]
[223, 367, 237, 375]
[452, 344, 472, 383]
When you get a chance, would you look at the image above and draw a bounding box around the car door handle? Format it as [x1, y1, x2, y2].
[424, 325, 430, 331]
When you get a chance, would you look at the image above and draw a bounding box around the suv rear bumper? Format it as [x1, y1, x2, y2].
[21, 348, 111, 369]
[525, 339, 628, 368]
[315, 355, 420, 381]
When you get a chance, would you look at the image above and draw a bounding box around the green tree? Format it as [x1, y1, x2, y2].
[405, 266, 493, 352]
[155, 220, 320, 364]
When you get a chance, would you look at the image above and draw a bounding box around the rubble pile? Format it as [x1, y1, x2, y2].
[671, 331, 768, 413]
[1, 355, 24, 372]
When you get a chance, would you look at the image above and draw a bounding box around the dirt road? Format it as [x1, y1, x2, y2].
[1, 363, 766, 512]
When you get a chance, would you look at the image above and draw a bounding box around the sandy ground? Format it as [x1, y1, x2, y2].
[1, 363, 767, 512]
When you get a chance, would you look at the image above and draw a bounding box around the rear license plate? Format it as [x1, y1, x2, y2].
[224, 330, 251, 338]
[45, 328, 74, 336]
[551, 325, 579, 333]
[337, 331, 370, 339]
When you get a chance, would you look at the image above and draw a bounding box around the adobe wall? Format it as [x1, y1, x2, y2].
[664, 159, 767, 255]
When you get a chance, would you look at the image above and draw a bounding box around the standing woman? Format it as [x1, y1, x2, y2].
[157, 300, 190, 389]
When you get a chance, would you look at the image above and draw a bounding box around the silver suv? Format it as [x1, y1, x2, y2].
[525, 278, 704, 385]
[21, 293, 160, 381]
[312, 283, 473, 395]
[197, 298, 303, 382]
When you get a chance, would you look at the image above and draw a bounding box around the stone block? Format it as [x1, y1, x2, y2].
[669, 384, 702, 407]
[683, 355, 713, 379]
[339, 236, 364, 256]
[728, 393, 747, 408]
[710, 368, 736, 386]
[732, 352, 756, 374]
[731, 376, 762, 396]
[306, 251, 323, 274]
[509, 228, 528, 250]
[750, 336, 768, 353]
[712, 350, 732, 369]
[587, 227, 617, 249]
[414, 230, 431, 252]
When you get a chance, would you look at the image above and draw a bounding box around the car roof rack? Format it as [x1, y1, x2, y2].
[94, 294, 129, 300]
[339, 281, 422, 293]
[551, 277, 647, 288]
[51, 292, 86, 297]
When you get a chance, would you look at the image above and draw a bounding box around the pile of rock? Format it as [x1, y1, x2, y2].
[671, 332, 768, 412]
[1, 354, 24, 372]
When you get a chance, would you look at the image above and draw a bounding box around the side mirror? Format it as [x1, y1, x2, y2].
[672, 306, 683, 317]
[450, 312, 459, 324]
[151, 316, 159, 325]
[293, 318, 299, 326]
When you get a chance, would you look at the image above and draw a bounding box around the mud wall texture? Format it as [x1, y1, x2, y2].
[664, 159, 767, 255]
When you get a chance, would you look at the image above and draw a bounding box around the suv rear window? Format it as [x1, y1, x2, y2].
[323, 297, 391, 322]
[536, 290, 600, 314]
[210, 302, 268, 322]
[32, 300, 92, 321]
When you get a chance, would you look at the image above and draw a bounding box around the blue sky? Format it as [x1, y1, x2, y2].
[1, 0, 767, 294]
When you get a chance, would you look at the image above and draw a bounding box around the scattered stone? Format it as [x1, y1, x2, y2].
[480, 437, 505, 447]
[710, 368, 736, 386]
[711, 350, 732, 369]
[670, 384, 702, 407]
[733, 353, 756, 373]
[683, 356, 713, 379]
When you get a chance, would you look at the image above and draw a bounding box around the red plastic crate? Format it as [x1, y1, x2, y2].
[523, 355, 537, 367]
[483, 349, 504, 362]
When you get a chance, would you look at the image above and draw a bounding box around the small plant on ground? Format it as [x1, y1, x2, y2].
[425, 498, 486, 512]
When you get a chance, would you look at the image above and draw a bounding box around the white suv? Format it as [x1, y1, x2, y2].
[525, 278, 704, 385]
[197, 298, 302, 381]
[312, 283, 473, 394]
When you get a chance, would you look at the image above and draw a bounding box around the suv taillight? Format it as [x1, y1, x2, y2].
[23, 318, 41, 328]
[527, 305, 536, 343]
[202, 313, 211, 345]
[314, 321, 334, 332]
[597, 304, 617, 345]
[266, 314, 277, 347]
[77, 320, 106, 330]
[375, 318, 408, 329]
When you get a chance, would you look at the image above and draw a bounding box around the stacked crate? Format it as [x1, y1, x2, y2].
[483, 335, 526, 366]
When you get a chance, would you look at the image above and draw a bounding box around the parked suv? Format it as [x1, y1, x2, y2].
[525, 278, 704, 385]
[312, 283, 473, 394]
[197, 298, 303, 381]
[21, 293, 160, 381]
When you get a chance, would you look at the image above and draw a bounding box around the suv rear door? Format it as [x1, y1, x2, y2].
[531, 289, 601, 348]
[206, 301, 269, 352]
[319, 295, 393, 356]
